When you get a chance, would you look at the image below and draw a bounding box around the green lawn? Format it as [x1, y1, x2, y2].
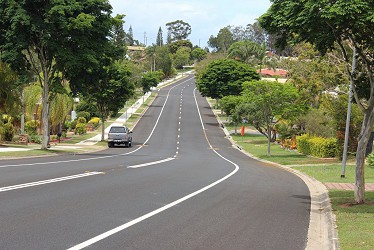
[329, 191, 374, 250]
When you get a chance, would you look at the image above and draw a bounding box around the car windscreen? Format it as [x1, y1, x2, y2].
[109, 127, 127, 133]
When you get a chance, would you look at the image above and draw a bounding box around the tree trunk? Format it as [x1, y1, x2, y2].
[267, 124, 271, 156]
[101, 116, 105, 141]
[41, 77, 50, 150]
[355, 109, 374, 203]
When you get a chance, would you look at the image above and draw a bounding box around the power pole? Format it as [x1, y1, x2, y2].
[341, 46, 357, 178]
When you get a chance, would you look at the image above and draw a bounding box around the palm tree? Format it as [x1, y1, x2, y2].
[227, 41, 267, 72]
[49, 80, 73, 134]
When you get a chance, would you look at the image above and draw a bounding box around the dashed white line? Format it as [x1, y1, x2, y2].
[127, 158, 175, 169]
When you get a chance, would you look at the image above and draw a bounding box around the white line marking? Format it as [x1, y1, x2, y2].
[0, 78, 193, 169]
[68, 80, 241, 250]
[127, 158, 174, 169]
[0, 172, 103, 192]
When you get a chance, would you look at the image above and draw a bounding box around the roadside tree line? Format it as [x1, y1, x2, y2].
[196, 0, 373, 204]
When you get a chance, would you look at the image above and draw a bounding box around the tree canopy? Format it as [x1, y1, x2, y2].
[240, 80, 302, 156]
[196, 59, 260, 99]
[0, 0, 118, 149]
[166, 20, 191, 42]
[259, 0, 374, 203]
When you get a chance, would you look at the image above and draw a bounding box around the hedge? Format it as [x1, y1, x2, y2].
[296, 134, 337, 158]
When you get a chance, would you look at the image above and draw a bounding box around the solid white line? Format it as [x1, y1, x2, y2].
[0, 172, 103, 192]
[68, 80, 240, 250]
[127, 158, 174, 169]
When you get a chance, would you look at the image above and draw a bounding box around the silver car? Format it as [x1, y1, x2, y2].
[107, 126, 132, 148]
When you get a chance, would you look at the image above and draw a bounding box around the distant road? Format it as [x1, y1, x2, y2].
[0, 74, 310, 249]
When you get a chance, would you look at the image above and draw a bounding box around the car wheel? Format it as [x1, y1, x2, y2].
[108, 142, 113, 148]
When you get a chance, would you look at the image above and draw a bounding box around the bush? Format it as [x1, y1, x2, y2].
[70, 120, 77, 130]
[29, 134, 42, 144]
[367, 153, 374, 169]
[25, 120, 40, 135]
[296, 134, 337, 158]
[77, 117, 87, 124]
[2, 123, 15, 141]
[74, 123, 87, 135]
[76, 111, 90, 122]
[88, 117, 101, 128]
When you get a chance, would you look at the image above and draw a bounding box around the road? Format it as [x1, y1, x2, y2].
[0, 75, 310, 249]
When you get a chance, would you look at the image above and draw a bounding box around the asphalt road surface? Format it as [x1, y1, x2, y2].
[0, 75, 310, 250]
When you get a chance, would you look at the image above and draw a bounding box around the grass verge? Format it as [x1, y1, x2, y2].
[329, 191, 374, 250]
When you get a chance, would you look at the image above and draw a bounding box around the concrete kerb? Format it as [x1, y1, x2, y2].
[217, 114, 339, 250]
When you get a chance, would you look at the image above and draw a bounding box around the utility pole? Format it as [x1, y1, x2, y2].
[341, 46, 357, 178]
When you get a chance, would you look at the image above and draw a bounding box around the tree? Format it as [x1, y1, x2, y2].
[219, 95, 243, 134]
[111, 14, 127, 49]
[208, 27, 235, 53]
[240, 80, 303, 156]
[282, 43, 347, 108]
[82, 60, 135, 141]
[196, 59, 260, 99]
[166, 20, 191, 42]
[155, 46, 174, 78]
[168, 40, 193, 54]
[227, 40, 266, 66]
[141, 71, 161, 94]
[0, 0, 116, 149]
[259, 0, 374, 203]
[173, 47, 191, 69]
[49, 81, 73, 134]
[127, 25, 134, 45]
[0, 62, 20, 116]
[156, 27, 164, 47]
[191, 47, 208, 62]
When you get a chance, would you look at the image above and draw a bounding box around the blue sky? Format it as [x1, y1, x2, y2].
[109, 0, 271, 47]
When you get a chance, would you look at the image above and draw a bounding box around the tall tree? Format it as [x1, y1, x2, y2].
[0, 0, 116, 149]
[111, 14, 127, 49]
[156, 27, 164, 47]
[259, 0, 374, 203]
[127, 25, 134, 46]
[208, 27, 235, 53]
[166, 20, 191, 42]
[196, 59, 260, 99]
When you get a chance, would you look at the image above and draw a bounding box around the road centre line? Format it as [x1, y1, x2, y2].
[127, 158, 174, 169]
[68, 84, 240, 250]
[0, 78, 193, 169]
[0, 172, 103, 193]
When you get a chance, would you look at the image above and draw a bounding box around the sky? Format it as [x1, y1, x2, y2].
[109, 0, 272, 48]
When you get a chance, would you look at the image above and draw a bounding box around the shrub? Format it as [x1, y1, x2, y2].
[296, 134, 337, 158]
[29, 134, 42, 144]
[70, 120, 77, 130]
[88, 117, 101, 128]
[77, 117, 87, 124]
[367, 153, 374, 169]
[76, 111, 90, 122]
[25, 120, 40, 135]
[74, 123, 87, 135]
[2, 123, 15, 141]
